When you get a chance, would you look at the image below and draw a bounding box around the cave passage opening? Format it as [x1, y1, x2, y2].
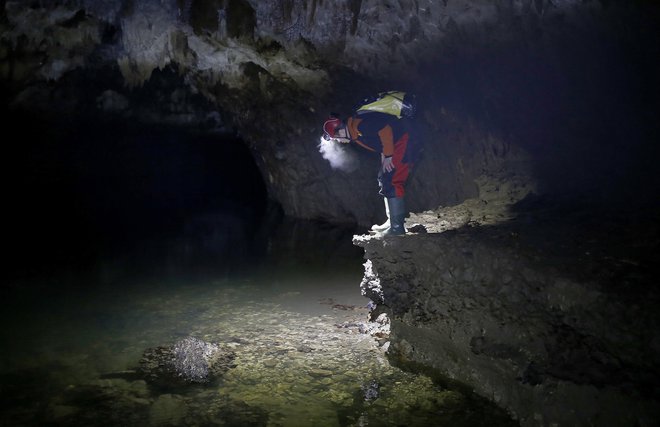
[4, 108, 276, 281]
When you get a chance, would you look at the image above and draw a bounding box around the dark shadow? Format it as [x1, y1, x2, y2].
[3, 110, 268, 283]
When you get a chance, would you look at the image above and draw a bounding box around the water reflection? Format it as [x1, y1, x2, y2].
[1, 219, 514, 427]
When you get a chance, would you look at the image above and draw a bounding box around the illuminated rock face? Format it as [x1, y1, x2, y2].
[355, 199, 660, 427]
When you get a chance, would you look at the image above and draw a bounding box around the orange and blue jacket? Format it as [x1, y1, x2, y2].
[347, 112, 408, 157]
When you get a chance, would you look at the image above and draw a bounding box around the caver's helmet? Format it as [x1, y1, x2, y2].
[322, 116, 343, 140]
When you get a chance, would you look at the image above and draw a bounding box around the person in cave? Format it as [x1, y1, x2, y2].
[323, 110, 419, 236]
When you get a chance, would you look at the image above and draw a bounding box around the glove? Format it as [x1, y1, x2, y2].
[382, 156, 395, 173]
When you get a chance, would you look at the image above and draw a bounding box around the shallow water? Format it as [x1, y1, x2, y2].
[1, 219, 515, 427]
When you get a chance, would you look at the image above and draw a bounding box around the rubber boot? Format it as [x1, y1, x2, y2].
[379, 197, 406, 236]
[370, 198, 390, 232]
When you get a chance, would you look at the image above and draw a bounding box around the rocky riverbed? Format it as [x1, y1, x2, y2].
[1, 269, 515, 427]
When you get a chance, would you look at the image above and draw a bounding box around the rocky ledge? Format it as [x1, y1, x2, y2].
[354, 195, 660, 427]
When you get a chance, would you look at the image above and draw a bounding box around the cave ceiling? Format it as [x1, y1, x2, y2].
[2, 1, 611, 103]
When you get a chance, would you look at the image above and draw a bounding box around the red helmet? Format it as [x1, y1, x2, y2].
[323, 116, 342, 140]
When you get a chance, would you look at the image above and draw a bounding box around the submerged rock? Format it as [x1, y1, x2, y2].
[139, 336, 236, 388]
[361, 380, 380, 401]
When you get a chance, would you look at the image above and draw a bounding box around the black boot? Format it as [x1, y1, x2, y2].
[380, 197, 406, 236]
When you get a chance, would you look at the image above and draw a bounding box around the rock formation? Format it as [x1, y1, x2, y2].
[355, 195, 660, 426]
[139, 336, 236, 388]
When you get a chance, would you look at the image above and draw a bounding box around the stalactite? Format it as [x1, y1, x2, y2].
[178, 0, 192, 24]
[217, 6, 227, 39]
[307, 0, 317, 27]
[348, 0, 362, 35]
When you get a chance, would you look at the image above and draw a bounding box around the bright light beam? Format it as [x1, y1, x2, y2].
[318, 137, 359, 173]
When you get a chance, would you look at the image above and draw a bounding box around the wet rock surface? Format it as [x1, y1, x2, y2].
[354, 195, 660, 426]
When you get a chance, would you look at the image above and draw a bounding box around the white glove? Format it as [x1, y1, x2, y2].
[382, 156, 395, 173]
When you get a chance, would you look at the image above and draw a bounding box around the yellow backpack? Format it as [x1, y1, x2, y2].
[356, 91, 416, 119]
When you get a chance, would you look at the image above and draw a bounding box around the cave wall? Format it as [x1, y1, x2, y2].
[1, 0, 658, 225]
